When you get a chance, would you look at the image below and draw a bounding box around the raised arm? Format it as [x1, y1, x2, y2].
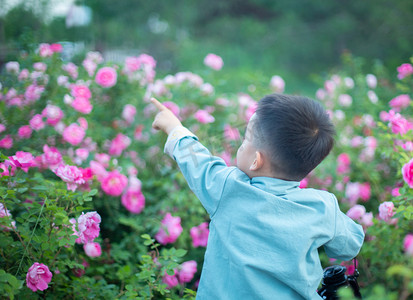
[151, 98, 235, 217]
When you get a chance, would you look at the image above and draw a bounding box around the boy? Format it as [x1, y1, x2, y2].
[151, 94, 364, 300]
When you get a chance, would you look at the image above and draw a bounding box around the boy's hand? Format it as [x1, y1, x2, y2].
[151, 98, 182, 135]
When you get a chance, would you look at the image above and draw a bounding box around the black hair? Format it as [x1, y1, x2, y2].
[253, 94, 335, 181]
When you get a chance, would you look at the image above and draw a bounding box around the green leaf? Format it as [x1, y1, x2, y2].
[175, 249, 187, 258]
[88, 189, 98, 196]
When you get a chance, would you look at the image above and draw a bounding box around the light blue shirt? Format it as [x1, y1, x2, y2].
[165, 127, 365, 300]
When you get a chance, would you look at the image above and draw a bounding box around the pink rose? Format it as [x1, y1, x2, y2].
[74, 211, 101, 244]
[24, 84, 44, 103]
[299, 178, 308, 189]
[0, 124, 5, 133]
[389, 94, 410, 112]
[162, 270, 179, 289]
[71, 84, 92, 100]
[55, 164, 85, 191]
[178, 260, 197, 283]
[94, 153, 110, 167]
[72, 97, 93, 114]
[360, 212, 374, 228]
[17, 125, 32, 139]
[42, 145, 62, 170]
[122, 104, 137, 124]
[403, 234, 413, 256]
[389, 113, 412, 135]
[346, 205, 366, 221]
[108, 133, 131, 156]
[62, 62, 78, 79]
[194, 109, 215, 124]
[397, 63, 413, 80]
[75, 148, 89, 161]
[90, 161, 108, 181]
[29, 114, 45, 131]
[26, 262, 53, 292]
[338, 94, 352, 107]
[42, 104, 64, 126]
[378, 201, 395, 222]
[336, 153, 351, 174]
[270, 75, 285, 93]
[155, 213, 183, 245]
[366, 74, 377, 89]
[82, 59, 97, 77]
[402, 158, 413, 188]
[8, 151, 36, 171]
[0, 135, 13, 149]
[190, 222, 209, 248]
[63, 123, 86, 145]
[95, 66, 117, 88]
[224, 124, 240, 141]
[101, 170, 128, 196]
[50, 43, 63, 53]
[204, 53, 223, 71]
[84, 242, 102, 257]
[121, 187, 145, 214]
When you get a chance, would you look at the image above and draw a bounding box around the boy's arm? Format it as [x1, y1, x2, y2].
[151, 98, 234, 217]
[323, 195, 365, 260]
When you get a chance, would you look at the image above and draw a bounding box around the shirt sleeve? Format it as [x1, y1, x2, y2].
[164, 126, 235, 217]
[323, 195, 365, 261]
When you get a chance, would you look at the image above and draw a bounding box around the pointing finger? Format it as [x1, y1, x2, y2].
[150, 97, 167, 111]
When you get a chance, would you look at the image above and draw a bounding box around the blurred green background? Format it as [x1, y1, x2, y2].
[1, 0, 412, 95]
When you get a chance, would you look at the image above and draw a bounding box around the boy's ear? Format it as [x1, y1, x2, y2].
[249, 151, 264, 171]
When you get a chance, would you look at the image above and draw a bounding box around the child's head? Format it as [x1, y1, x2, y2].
[236, 94, 335, 181]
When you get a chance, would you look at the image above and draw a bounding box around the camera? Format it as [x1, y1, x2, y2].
[317, 265, 362, 300]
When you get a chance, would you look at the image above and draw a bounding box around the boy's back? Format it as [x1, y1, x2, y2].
[166, 135, 364, 300]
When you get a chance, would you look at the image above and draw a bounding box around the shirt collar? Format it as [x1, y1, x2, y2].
[250, 176, 300, 195]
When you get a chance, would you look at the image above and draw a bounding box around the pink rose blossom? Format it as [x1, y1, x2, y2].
[29, 114, 45, 131]
[33, 62, 47, 72]
[63, 123, 86, 145]
[95, 66, 117, 88]
[346, 205, 366, 221]
[366, 74, 377, 89]
[122, 104, 137, 124]
[38, 43, 53, 57]
[402, 158, 413, 188]
[155, 213, 183, 245]
[72, 97, 93, 114]
[360, 212, 374, 228]
[224, 124, 240, 141]
[26, 262, 53, 292]
[18, 125, 32, 139]
[55, 164, 85, 191]
[78, 117, 88, 130]
[336, 153, 351, 174]
[0, 162, 15, 177]
[83, 242, 102, 257]
[101, 170, 128, 196]
[62, 62, 78, 79]
[270, 75, 285, 93]
[200, 83, 214, 95]
[389, 94, 411, 112]
[82, 59, 97, 77]
[89, 160, 108, 181]
[5, 61, 19, 73]
[338, 94, 352, 107]
[50, 43, 63, 53]
[0, 124, 5, 133]
[378, 201, 395, 222]
[75, 211, 101, 244]
[0, 135, 13, 149]
[42, 145, 62, 170]
[245, 101, 258, 121]
[389, 113, 412, 135]
[162, 270, 179, 289]
[194, 109, 215, 124]
[190, 222, 209, 248]
[94, 153, 110, 167]
[108, 133, 131, 156]
[24, 84, 44, 103]
[71, 84, 92, 100]
[75, 148, 89, 161]
[42, 104, 64, 126]
[178, 260, 197, 283]
[397, 63, 413, 80]
[204, 53, 223, 71]
[299, 178, 308, 189]
[391, 187, 401, 197]
[121, 187, 145, 214]
[0, 203, 16, 230]
[403, 234, 413, 256]
[8, 151, 36, 171]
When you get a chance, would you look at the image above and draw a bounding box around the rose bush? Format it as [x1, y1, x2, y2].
[0, 44, 412, 299]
